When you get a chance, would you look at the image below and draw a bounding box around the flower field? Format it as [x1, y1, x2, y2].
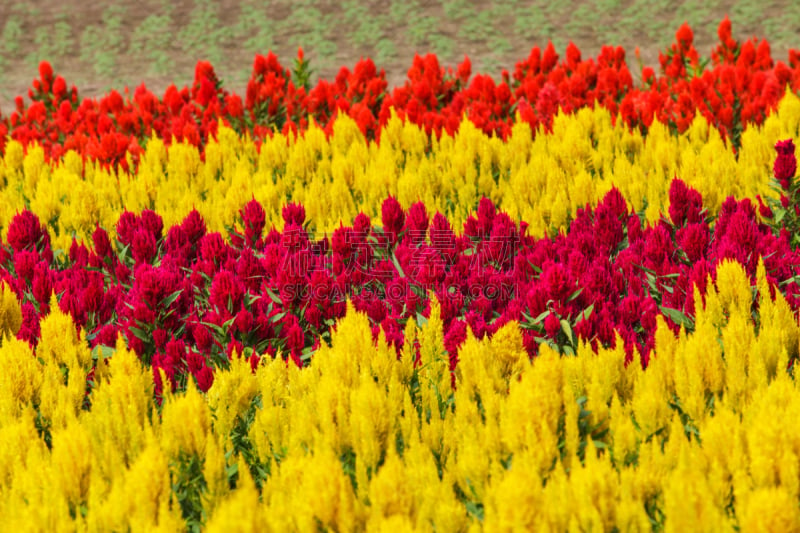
[3, 19, 800, 531]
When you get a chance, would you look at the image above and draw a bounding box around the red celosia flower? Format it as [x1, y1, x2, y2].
[381, 196, 405, 244]
[282, 202, 306, 227]
[774, 139, 797, 190]
[241, 199, 267, 248]
[7, 210, 49, 255]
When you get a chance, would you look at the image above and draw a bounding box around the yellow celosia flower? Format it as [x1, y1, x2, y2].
[160, 381, 211, 458]
[0, 281, 22, 340]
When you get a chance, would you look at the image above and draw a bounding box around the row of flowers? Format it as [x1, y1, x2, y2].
[3, 89, 800, 257]
[1, 18, 799, 169]
[0, 137, 797, 399]
[1, 254, 798, 530]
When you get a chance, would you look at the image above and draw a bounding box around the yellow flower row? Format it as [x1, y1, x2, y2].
[1, 257, 799, 531]
[2, 91, 800, 252]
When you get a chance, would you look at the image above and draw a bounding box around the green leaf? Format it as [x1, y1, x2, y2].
[566, 288, 583, 302]
[265, 287, 282, 305]
[91, 344, 115, 361]
[576, 304, 594, 323]
[128, 326, 151, 343]
[560, 319, 576, 347]
[659, 305, 694, 330]
[390, 251, 406, 278]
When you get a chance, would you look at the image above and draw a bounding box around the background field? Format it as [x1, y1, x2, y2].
[0, 0, 798, 113]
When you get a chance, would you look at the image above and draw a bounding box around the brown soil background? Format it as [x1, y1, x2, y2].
[0, 0, 798, 114]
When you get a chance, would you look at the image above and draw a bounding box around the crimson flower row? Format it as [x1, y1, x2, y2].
[3, 174, 799, 395]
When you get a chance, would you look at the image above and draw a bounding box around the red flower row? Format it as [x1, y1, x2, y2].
[1, 18, 798, 169]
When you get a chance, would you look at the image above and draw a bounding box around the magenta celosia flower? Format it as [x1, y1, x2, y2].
[116, 211, 138, 246]
[17, 301, 41, 346]
[544, 312, 561, 339]
[282, 201, 306, 227]
[668, 179, 704, 226]
[31, 263, 53, 307]
[429, 212, 457, 261]
[180, 209, 207, 244]
[353, 212, 371, 236]
[92, 225, 113, 259]
[6, 210, 50, 256]
[140, 210, 164, 241]
[241, 199, 266, 247]
[131, 228, 157, 265]
[14, 250, 37, 283]
[91, 324, 120, 348]
[209, 270, 244, 313]
[774, 139, 797, 190]
[405, 201, 429, 242]
[194, 365, 214, 391]
[192, 323, 213, 352]
[677, 222, 709, 263]
[381, 196, 405, 243]
[199, 232, 229, 264]
[593, 203, 624, 253]
[233, 309, 254, 335]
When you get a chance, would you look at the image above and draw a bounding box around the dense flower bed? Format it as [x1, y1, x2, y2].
[1, 259, 800, 530]
[2, 17, 800, 532]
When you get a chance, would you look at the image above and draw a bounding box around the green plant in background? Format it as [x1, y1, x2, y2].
[513, 4, 554, 46]
[235, 1, 277, 52]
[405, 3, 440, 50]
[458, 9, 494, 45]
[374, 38, 398, 66]
[178, 0, 232, 67]
[233, 1, 280, 86]
[388, 0, 413, 23]
[80, 4, 126, 83]
[1, 14, 24, 58]
[342, 0, 387, 49]
[129, 10, 174, 77]
[0, 13, 23, 84]
[284, 3, 338, 72]
[443, 0, 473, 21]
[28, 9, 74, 69]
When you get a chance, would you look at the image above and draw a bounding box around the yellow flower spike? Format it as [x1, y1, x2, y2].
[51, 417, 93, 512]
[349, 374, 393, 496]
[0, 406, 42, 490]
[417, 293, 450, 422]
[203, 435, 230, 516]
[206, 457, 263, 533]
[0, 281, 22, 340]
[569, 447, 619, 531]
[714, 259, 753, 319]
[367, 447, 414, 524]
[263, 446, 363, 532]
[489, 320, 529, 383]
[631, 347, 672, 439]
[86, 335, 154, 481]
[721, 311, 755, 411]
[0, 336, 42, 420]
[206, 350, 259, 444]
[160, 379, 211, 458]
[101, 438, 183, 532]
[662, 441, 734, 533]
[738, 487, 800, 533]
[37, 293, 92, 370]
[608, 395, 638, 469]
